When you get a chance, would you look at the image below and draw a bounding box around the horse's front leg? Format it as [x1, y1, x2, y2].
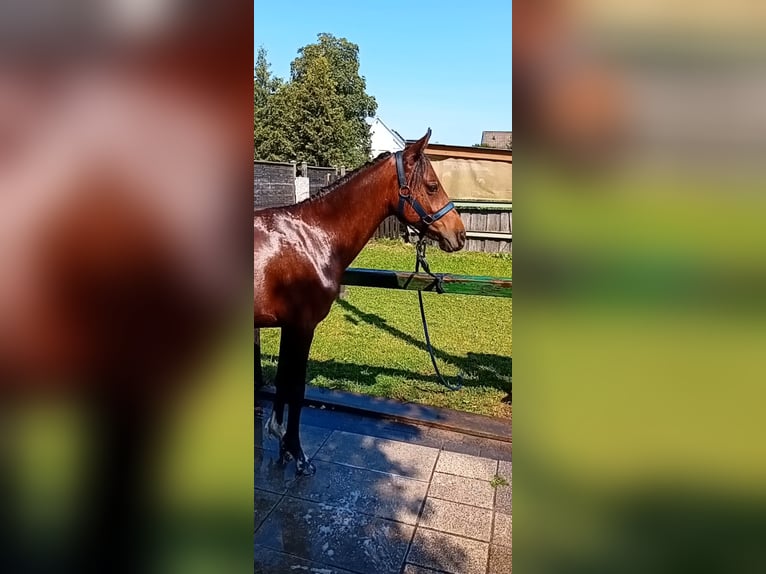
[271, 325, 316, 476]
[254, 328, 264, 390]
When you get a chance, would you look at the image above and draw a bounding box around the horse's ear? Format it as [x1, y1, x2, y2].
[404, 128, 432, 162]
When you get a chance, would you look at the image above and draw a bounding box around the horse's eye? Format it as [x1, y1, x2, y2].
[428, 183, 438, 193]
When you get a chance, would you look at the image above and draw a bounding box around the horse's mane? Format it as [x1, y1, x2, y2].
[297, 148, 428, 205]
[302, 151, 392, 203]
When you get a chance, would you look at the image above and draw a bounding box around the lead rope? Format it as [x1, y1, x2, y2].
[413, 234, 462, 392]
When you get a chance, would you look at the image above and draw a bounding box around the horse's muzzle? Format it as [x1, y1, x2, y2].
[438, 229, 466, 252]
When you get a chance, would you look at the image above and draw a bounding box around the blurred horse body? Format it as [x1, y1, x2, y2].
[0, 4, 251, 572]
[0, 73, 241, 391]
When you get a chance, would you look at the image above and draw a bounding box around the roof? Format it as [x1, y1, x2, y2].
[480, 131, 512, 150]
[370, 117, 405, 148]
[404, 141, 513, 163]
[391, 129, 406, 143]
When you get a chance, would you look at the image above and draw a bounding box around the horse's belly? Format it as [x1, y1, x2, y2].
[253, 297, 279, 328]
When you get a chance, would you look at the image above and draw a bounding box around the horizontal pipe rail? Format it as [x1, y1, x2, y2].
[465, 230, 512, 241]
[342, 268, 512, 298]
[453, 200, 512, 211]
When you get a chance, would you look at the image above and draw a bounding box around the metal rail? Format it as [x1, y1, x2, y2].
[342, 268, 512, 298]
[453, 200, 512, 211]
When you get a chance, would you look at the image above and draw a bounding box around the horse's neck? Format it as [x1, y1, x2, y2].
[308, 167, 393, 270]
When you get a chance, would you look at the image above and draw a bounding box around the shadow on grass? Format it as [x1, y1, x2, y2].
[254, 404, 480, 574]
[334, 299, 512, 393]
[261, 353, 511, 398]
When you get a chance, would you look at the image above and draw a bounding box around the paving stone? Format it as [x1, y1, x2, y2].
[488, 544, 512, 574]
[405, 431, 448, 450]
[254, 544, 356, 574]
[301, 406, 372, 431]
[346, 418, 424, 443]
[403, 564, 445, 574]
[255, 448, 302, 494]
[495, 461, 511, 514]
[495, 481, 512, 515]
[407, 528, 489, 574]
[479, 440, 513, 462]
[289, 460, 428, 524]
[428, 429, 483, 457]
[419, 498, 493, 542]
[440, 439, 483, 457]
[493, 512, 512, 547]
[419, 428, 450, 448]
[255, 496, 414, 574]
[428, 472, 495, 509]
[256, 422, 331, 458]
[435, 451, 498, 481]
[456, 434, 492, 455]
[255, 407, 512, 574]
[315, 431, 439, 481]
[254, 489, 281, 531]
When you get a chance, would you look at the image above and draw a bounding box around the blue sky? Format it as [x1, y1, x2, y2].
[254, 0, 511, 146]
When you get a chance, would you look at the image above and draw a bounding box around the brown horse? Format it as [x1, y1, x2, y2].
[254, 130, 466, 475]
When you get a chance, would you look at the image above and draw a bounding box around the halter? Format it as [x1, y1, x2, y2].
[394, 151, 455, 226]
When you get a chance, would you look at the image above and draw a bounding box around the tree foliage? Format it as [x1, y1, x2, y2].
[253, 47, 292, 161]
[253, 35, 377, 168]
[254, 47, 280, 108]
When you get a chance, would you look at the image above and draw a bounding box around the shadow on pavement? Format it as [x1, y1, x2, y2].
[254, 400, 483, 574]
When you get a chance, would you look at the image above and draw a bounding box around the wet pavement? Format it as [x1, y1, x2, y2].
[255, 399, 512, 574]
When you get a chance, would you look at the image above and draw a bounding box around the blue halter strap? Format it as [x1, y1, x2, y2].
[394, 151, 455, 226]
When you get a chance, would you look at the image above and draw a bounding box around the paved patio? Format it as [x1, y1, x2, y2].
[255, 400, 512, 574]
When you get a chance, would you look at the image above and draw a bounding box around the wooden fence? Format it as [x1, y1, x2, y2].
[397, 201, 513, 253]
[456, 201, 512, 253]
[373, 216, 402, 239]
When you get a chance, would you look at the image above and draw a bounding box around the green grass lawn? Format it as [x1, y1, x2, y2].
[260, 240, 512, 418]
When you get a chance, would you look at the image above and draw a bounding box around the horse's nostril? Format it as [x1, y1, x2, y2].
[459, 230, 466, 242]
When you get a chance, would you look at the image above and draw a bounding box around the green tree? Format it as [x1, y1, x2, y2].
[254, 47, 292, 161]
[278, 55, 345, 166]
[254, 35, 377, 167]
[254, 46, 280, 107]
[286, 33, 377, 167]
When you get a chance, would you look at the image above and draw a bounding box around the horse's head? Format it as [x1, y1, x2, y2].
[391, 129, 466, 252]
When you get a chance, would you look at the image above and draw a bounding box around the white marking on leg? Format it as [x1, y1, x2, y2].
[266, 410, 286, 440]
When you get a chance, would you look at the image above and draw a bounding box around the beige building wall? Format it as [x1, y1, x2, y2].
[430, 157, 512, 201]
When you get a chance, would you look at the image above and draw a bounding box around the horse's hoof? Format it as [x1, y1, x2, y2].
[295, 457, 316, 477]
[278, 444, 294, 464]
